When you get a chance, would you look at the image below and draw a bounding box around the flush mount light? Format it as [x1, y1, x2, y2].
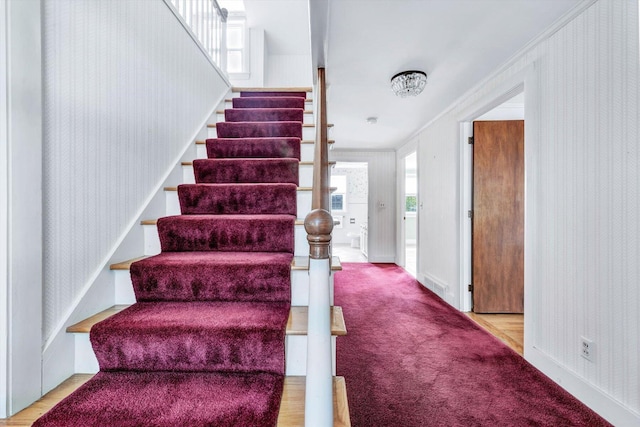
[391, 70, 427, 97]
[366, 117, 378, 125]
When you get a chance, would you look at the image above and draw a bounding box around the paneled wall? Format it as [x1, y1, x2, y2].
[399, 0, 639, 423]
[41, 0, 229, 343]
[330, 150, 396, 262]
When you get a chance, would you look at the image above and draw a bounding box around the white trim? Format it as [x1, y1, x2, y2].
[458, 122, 473, 313]
[396, 157, 406, 268]
[527, 346, 640, 426]
[456, 69, 529, 316]
[0, 0, 9, 418]
[162, 0, 230, 86]
[3, 0, 43, 414]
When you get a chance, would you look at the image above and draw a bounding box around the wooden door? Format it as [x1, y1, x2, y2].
[472, 120, 524, 313]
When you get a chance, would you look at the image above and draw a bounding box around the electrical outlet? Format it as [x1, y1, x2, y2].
[580, 337, 595, 362]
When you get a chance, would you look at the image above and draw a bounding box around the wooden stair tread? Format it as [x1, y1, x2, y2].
[216, 110, 314, 115]
[180, 160, 334, 166]
[195, 139, 335, 145]
[141, 218, 305, 226]
[163, 186, 336, 192]
[277, 376, 351, 426]
[287, 306, 346, 336]
[0, 374, 350, 427]
[66, 305, 129, 333]
[207, 123, 333, 128]
[112, 255, 342, 272]
[109, 256, 150, 270]
[225, 98, 313, 103]
[67, 305, 347, 336]
[0, 374, 94, 426]
[291, 256, 342, 271]
[232, 87, 312, 93]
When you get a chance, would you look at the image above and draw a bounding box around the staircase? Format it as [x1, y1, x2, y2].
[32, 88, 349, 426]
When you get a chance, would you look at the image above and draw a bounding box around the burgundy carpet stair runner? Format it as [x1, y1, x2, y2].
[34, 91, 306, 426]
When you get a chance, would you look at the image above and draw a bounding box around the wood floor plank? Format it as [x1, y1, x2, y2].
[288, 306, 347, 336]
[277, 376, 351, 427]
[291, 256, 342, 271]
[466, 313, 524, 355]
[0, 375, 350, 427]
[109, 256, 149, 270]
[232, 87, 313, 93]
[0, 375, 93, 426]
[67, 305, 347, 336]
[66, 305, 129, 333]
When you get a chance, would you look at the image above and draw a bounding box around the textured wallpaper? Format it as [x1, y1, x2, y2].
[414, 0, 638, 419]
[42, 0, 228, 341]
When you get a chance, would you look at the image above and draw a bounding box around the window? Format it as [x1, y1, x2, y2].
[405, 195, 417, 212]
[331, 175, 347, 212]
[226, 15, 247, 74]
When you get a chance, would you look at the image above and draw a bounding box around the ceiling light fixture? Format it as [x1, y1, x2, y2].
[366, 117, 378, 125]
[390, 70, 427, 97]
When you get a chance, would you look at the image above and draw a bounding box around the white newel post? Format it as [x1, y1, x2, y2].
[304, 209, 334, 427]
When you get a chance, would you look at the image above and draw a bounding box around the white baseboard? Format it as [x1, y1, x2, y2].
[366, 256, 395, 263]
[527, 345, 640, 426]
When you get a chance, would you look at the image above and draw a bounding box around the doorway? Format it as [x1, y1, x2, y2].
[330, 162, 369, 263]
[402, 153, 417, 277]
[462, 90, 525, 350]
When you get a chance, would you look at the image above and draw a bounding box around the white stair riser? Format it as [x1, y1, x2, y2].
[74, 334, 99, 373]
[300, 144, 314, 162]
[294, 226, 310, 256]
[286, 336, 337, 376]
[165, 188, 312, 218]
[216, 112, 314, 125]
[180, 164, 313, 188]
[291, 270, 334, 306]
[72, 333, 336, 376]
[196, 143, 314, 162]
[143, 224, 161, 256]
[143, 223, 309, 257]
[114, 268, 334, 306]
[207, 126, 316, 140]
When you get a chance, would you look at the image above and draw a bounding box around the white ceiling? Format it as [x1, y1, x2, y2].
[243, 0, 591, 150]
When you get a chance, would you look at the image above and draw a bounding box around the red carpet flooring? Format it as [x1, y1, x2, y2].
[34, 92, 304, 426]
[335, 263, 611, 426]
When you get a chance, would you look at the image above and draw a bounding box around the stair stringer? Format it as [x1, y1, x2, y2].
[42, 93, 229, 394]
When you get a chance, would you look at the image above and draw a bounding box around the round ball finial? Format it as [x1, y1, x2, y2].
[304, 209, 334, 259]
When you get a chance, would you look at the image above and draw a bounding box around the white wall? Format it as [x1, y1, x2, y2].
[1, 0, 43, 415]
[399, 0, 639, 424]
[40, 0, 230, 393]
[265, 54, 312, 87]
[330, 150, 396, 262]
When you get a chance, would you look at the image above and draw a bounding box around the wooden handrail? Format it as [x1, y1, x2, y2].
[304, 68, 333, 260]
[312, 68, 330, 212]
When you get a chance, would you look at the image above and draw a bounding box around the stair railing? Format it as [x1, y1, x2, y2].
[167, 0, 227, 70]
[304, 68, 334, 427]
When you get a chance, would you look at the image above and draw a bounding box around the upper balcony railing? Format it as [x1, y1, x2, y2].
[167, 0, 228, 71]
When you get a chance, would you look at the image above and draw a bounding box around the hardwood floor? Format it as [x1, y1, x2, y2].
[0, 375, 92, 426]
[0, 376, 351, 426]
[466, 313, 524, 355]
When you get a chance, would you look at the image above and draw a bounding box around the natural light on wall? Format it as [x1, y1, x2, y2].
[219, 0, 247, 74]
